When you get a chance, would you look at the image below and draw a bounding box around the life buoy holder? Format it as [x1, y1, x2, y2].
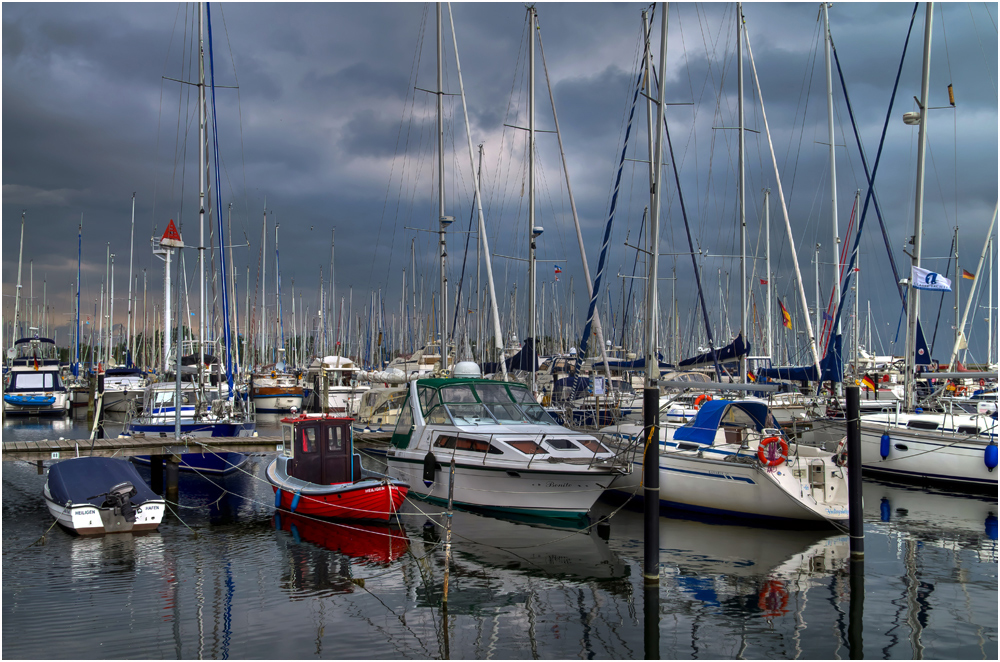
[757, 436, 788, 467]
[758, 579, 789, 618]
[693, 394, 712, 409]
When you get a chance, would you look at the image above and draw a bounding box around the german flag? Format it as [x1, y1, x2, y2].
[861, 374, 877, 391]
[962, 269, 975, 280]
[778, 298, 792, 329]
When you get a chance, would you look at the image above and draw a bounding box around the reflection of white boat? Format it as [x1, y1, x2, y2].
[602, 399, 849, 527]
[863, 478, 998, 557]
[426, 507, 627, 581]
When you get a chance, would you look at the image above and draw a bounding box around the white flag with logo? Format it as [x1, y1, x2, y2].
[911, 266, 952, 292]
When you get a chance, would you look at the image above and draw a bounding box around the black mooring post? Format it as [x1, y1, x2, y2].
[150, 454, 165, 494]
[96, 372, 105, 439]
[848, 557, 864, 659]
[642, 384, 660, 658]
[165, 455, 180, 504]
[642, 385, 660, 583]
[846, 385, 864, 558]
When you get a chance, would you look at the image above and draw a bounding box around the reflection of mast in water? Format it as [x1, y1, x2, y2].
[903, 538, 926, 659]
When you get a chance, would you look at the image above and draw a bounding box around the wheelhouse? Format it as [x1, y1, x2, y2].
[281, 414, 362, 484]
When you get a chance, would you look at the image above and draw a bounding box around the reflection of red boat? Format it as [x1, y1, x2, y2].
[266, 414, 409, 521]
[273, 511, 410, 563]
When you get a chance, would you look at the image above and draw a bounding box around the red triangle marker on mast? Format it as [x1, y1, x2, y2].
[160, 219, 184, 248]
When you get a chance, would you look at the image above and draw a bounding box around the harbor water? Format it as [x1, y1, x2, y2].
[3, 413, 996, 659]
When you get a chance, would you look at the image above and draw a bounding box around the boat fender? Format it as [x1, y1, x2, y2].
[290, 491, 301, 513]
[880, 433, 891, 460]
[757, 437, 788, 467]
[986, 513, 998, 541]
[985, 442, 998, 472]
[880, 497, 891, 522]
[423, 451, 437, 487]
[274, 488, 283, 508]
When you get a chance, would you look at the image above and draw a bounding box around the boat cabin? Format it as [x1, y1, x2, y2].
[280, 414, 362, 485]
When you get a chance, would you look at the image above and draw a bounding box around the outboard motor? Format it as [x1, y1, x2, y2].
[102, 482, 138, 523]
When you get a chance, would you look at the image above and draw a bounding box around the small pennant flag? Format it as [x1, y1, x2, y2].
[962, 269, 975, 280]
[759, 278, 768, 285]
[554, 265, 561, 281]
[778, 298, 792, 329]
[822, 311, 834, 322]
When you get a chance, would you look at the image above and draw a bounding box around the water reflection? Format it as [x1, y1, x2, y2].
[272, 512, 409, 598]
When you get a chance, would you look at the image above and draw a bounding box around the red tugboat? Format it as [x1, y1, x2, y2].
[266, 413, 409, 521]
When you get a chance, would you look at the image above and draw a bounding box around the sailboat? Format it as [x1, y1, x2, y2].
[857, 4, 998, 490]
[126, 1, 255, 461]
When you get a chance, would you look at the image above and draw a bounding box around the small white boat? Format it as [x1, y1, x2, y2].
[43, 457, 165, 535]
[601, 399, 850, 528]
[101, 367, 149, 413]
[3, 336, 70, 415]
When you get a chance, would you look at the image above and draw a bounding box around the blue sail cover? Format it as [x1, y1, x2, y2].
[678, 334, 749, 369]
[481, 338, 537, 374]
[672, 400, 774, 445]
[757, 334, 844, 383]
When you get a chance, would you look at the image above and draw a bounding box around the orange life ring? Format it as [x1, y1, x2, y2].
[693, 394, 712, 409]
[957, 385, 968, 396]
[980, 378, 987, 388]
[758, 579, 789, 618]
[757, 436, 788, 467]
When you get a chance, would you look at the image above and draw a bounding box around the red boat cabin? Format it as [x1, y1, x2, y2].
[280, 415, 362, 485]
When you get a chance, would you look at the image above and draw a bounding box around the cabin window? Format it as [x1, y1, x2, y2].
[419, 386, 438, 414]
[957, 426, 980, 435]
[475, 383, 515, 404]
[441, 385, 478, 403]
[508, 386, 536, 404]
[446, 403, 496, 425]
[434, 435, 502, 454]
[578, 439, 609, 454]
[394, 396, 413, 432]
[906, 420, 940, 431]
[507, 440, 546, 455]
[14, 373, 46, 390]
[326, 426, 343, 452]
[425, 406, 453, 425]
[544, 438, 578, 450]
[301, 427, 318, 453]
[520, 403, 557, 425]
[281, 426, 293, 456]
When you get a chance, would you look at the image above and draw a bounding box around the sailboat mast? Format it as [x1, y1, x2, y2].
[126, 193, 136, 366]
[645, 4, 667, 387]
[74, 215, 82, 376]
[198, 0, 207, 373]
[12, 211, 25, 342]
[738, 2, 747, 383]
[436, 2, 450, 373]
[822, 2, 841, 349]
[904, 2, 933, 410]
[528, 5, 538, 393]
[764, 190, 772, 360]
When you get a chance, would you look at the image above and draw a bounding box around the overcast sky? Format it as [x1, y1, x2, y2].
[3, 2, 997, 367]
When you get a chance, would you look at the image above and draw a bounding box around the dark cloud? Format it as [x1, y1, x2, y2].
[3, 2, 996, 365]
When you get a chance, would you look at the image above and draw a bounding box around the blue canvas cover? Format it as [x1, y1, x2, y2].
[757, 334, 844, 383]
[47, 457, 159, 507]
[672, 400, 774, 445]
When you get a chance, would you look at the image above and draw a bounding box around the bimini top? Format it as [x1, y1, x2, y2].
[672, 399, 778, 445]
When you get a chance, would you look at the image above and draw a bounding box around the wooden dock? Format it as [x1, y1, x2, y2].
[1, 432, 393, 462]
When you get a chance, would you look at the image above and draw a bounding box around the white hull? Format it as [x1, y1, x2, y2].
[252, 393, 304, 413]
[387, 450, 617, 516]
[610, 447, 848, 525]
[859, 420, 997, 488]
[43, 483, 165, 535]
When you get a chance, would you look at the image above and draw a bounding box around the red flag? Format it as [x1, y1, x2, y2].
[778, 299, 792, 329]
[759, 278, 768, 285]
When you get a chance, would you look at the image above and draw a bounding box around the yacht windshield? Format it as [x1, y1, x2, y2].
[474, 383, 526, 424]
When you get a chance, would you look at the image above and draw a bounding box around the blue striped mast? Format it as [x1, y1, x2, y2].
[74, 215, 82, 377]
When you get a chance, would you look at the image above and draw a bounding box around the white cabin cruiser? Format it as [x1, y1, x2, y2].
[385, 363, 630, 519]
